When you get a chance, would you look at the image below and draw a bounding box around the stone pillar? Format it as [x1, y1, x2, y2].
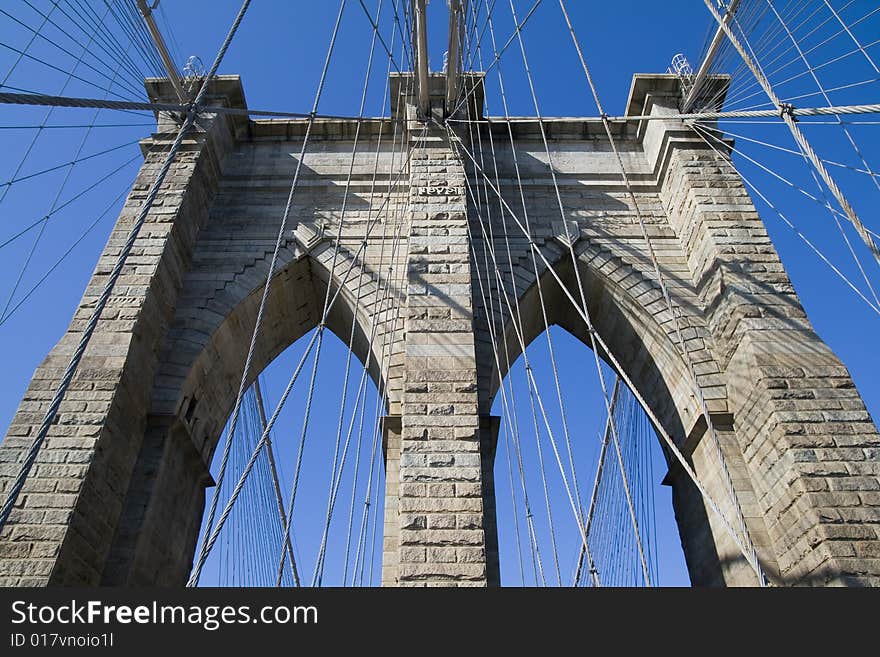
[381, 416, 401, 587]
[0, 78, 246, 586]
[391, 125, 497, 586]
[479, 415, 500, 586]
[637, 74, 880, 586]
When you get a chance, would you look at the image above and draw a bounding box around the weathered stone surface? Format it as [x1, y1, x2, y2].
[0, 73, 877, 587]
[390, 119, 499, 587]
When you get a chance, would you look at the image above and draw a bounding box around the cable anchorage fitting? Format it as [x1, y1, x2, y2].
[779, 102, 798, 122]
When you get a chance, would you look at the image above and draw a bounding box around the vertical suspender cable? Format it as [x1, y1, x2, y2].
[253, 378, 300, 586]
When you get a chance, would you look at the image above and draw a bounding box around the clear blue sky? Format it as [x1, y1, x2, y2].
[0, 1, 877, 587]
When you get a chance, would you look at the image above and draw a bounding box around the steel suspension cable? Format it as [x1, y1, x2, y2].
[463, 163, 550, 586]
[359, 124, 423, 587]
[0, 1, 115, 211]
[465, 14, 584, 587]
[0, 154, 141, 252]
[0, 122, 154, 129]
[461, 14, 532, 581]
[712, 0, 825, 111]
[447, 0, 544, 118]
[1, 35, 138, 321]
[721, 11, 880, 112]
[253, 378, 300, 586]
[693, 121, 880, 178]
[460, 15, 541, 581]
[50, 0, 153, 86]
[472, 0, 580, 583]
[351, 52, 419, 586]
[765, 0, 880, 301]
[467, 227, 543, 585]
[0, 138, 140, 191]
[455, 133, 611, 586]
[694, 123, 880, 309]
[455, 62, 561, 581]
[0, 183, 133, 328]
[1, 2, 58, 86]
[573, 377, 620, 586]
[0, 7, 147, 100]
[348, 22, 415, 584]
[340, 360, 372, 584]
[725, 33, 880, 114]
[822, 0, 880, 74]
[704, 0, 880, 270]
[464, 9, 592, 571]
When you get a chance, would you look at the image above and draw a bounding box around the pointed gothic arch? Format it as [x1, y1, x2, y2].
[473, 231, 767, 586]
[103, 241, 398, 585]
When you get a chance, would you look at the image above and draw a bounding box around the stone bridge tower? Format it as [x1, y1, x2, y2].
[0, 71, 878, 587]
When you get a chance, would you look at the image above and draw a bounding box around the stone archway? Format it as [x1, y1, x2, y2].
[1, 73, 878, 588]
[476, 237, 775, 586]
[102, 242, 394, 585]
